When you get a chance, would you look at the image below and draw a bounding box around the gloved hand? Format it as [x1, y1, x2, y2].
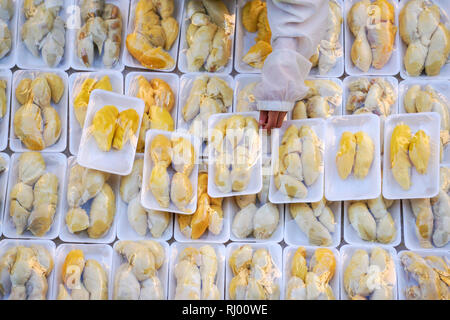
[255, 0, 328, 129]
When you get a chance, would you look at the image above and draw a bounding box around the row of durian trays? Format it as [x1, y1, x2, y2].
[0, 150, 447, 250]
[1, 0, 449, 78]
[0, 239, 447, 300]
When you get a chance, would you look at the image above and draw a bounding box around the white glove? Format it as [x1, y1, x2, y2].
[255, 0, 328, 112]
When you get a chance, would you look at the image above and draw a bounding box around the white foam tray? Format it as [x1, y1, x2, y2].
[3, 152, 66, 240]
[343, 76, 399, 116]
[168, 242, 225, 300]
[284, 201, 342, 248]
[343, 200, 402, 247]
[174, 197, 231, 243]
[398, 79, 450, 165]
[0, 0, 18, 69]
[52, 243, 114, 300]
[282, 245, 340, 300]
[112, 240, 169, 300]
[77, 89, 145, 176]
[228, 199, 284, 243]
[141, 129, 200, 215]
[339, 244, 399, 300]
[344, 0, 401, 76]
[398, 0, 450, 79]
[397, 249, 449, 300]
[269, 119, 325, 204]
[225, 242, 282, 300]
[0, 153, 10, 237]
[325, 114, 381, 201]
[0, 238, 56, 300]
[10, 69, 68, 152]
[116, 154, 174, 242]
[383, 113, 441, 199]
[178, 0, 236, 74]
[70, 0, 129, 71]
[16, 0, 72, 70]
[59, 156, 119, 244]
[0, 70, 12, 151]
[69, 71, 123, 156]
[207, 111, 263, 198]
[122, 0, 183, 72]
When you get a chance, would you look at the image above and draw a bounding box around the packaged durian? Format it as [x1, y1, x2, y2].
[112, 240, 169, 300]
[226, 243, 281, 300]
[341, 245, 397, 300]
[60, 156, 119, 243]
[142, 130, 200, 215]
[0, 239, 55, 300]
[235, 0, 273, 73]
[0, 70, 11, 151]
[179, 0, 236, 73]
[69, 71, 123, 155]
[117, 155, 174, 241]
[125, 72, 178, 153]
[11, 70, 67, 152]
[269, 119, 324, 203]
[0, 0, 16, 69]
[178, 73, 234, 154]
[383, 113, 440, 199]
[124, 0, 182, 71]
[284, 246, 339, 300]
[54, 244, 112, 300]
[4, 152, 66, 239]
[77, 89, 144, 176]
[325, 114, 381, 201]
[169, 242, 224, 300]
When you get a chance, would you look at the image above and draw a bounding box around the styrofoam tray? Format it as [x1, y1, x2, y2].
[398, 79, 450, 165]
[399, 0, 450, 79]
[16, 0, 71, 70]
[343, 76, 399, 116]
[233, 73, 260, 112]
[0, 153, 10, 237]
[142, 129, 200, 215]
[325, 114, 381, 201]
[339, 244, 399, 300]
[229, 198, 284, 243]
[77, 89, 144, 176]
[168, 242, 225, 300]
[0, 0, 18, 69]
[383, 113, 441, 199]
[402, 175, 450, 250]
[308, 0, 345, 78]
[343, 200, 402, 247]
[0, 239, 56, 300]
[282, 245, 340, 300]
[59, 156, 119, 244]
[397, 249, 449, 300]
[52, 243, 114, 300]
[269, 119, 325, 204]
[69, 71, 124, 156]
[112, 240, 169, 300]
[344, 0, 400, 76]
[117, 155, 174, 241]
[207, 111, 263, 198]
[178, 72, 234, 135]
[225, 242, 282, 300]
[0, 69, 12, 151]
[70, 0, 129, 71]
[122, 0, 183, 72]
[10, 69, 68, 152]
[3, 152, 66, 240]
[284, 201, 342, 248]
[178, 0, 236, 74]
[174, 197, 231, 243]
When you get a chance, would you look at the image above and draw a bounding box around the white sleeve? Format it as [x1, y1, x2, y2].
[255, 0, 329, 112]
